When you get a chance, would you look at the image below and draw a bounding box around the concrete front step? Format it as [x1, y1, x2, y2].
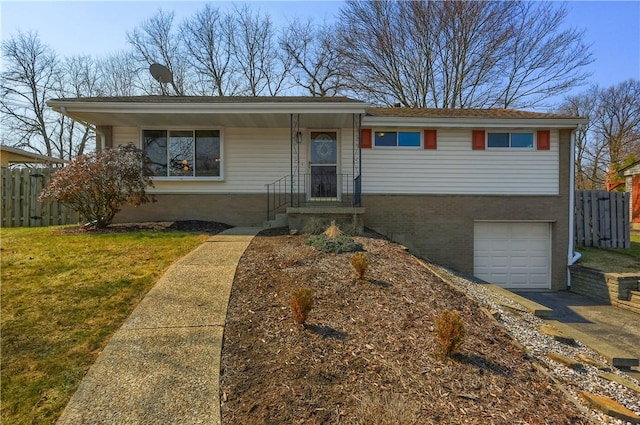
[263, 213, 288, 229]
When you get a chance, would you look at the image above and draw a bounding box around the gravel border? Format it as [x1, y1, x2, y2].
[424, 263, 640, 425]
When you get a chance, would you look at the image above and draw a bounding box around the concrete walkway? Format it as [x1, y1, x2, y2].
[57, 227, 261, 425]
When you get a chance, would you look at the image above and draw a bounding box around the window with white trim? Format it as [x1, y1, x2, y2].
[143, 129, 222, 178]
[374, 131, 421, 147]
[487, 132, 534, 149]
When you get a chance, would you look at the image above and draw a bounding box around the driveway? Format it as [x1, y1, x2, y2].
[515, 290, 640, 378]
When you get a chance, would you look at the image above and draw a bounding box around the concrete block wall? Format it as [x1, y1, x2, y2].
[570, 265, 640, 313]
[569, 265, 616, 302]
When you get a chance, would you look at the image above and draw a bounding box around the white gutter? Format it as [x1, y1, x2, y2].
[59, 105, 97, 132]
[48, 100, 370, 116]
[567, 124, 584, 288]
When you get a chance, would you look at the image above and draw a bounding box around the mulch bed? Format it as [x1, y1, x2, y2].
[220, 229, 590, 424]
[56, 220, 232, 235]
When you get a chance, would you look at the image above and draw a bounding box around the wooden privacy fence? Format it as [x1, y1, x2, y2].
[575, 190, 630, 248]
[1, 167, 80, 227]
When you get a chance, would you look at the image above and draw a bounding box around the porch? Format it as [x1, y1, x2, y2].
[264, 111, 365, 233]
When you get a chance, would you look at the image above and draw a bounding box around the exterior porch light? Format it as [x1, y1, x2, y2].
[296, 131, 302, 144]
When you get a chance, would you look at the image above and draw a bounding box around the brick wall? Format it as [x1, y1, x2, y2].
[115, 193, 266, 227]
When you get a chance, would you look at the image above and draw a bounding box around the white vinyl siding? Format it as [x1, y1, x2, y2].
[113, 127, 138, 146]
[474, 222, 551, 289]
[362, 128, 559, 195]
[113, 126, 361, 194]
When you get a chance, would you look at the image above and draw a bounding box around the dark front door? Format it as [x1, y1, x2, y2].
[309, 131, 338, 199]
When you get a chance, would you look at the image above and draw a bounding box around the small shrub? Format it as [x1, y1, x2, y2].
[302, 217, 326, 235]
[435, 309, 466, 358]
[342, 213, 362, 236]
[323, 220, 342, 238]
[290, 286, 314, 326]
[306, 220, 363, 253]
[306, 234, 363, 253]
[39, 145, 154, 229]
[353, 392, 420, 425]
[351, 252, 369, 279]
[278, 244, 307, 267]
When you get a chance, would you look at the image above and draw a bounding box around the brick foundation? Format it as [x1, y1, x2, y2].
[115, 193, 267, 227]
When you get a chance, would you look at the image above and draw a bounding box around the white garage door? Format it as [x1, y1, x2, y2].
[474, 222, 551, 289]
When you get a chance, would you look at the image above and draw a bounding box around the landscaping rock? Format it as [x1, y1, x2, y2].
[546, 352, 583, 370]
[540, 324, 576, 345]
[599, 373, 640, 395]
[576, 353, 610, 371]
[580, 391, 640, 424]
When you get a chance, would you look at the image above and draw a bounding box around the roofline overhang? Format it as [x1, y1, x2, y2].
[0, 145, 67, 163]
[47, 100, 371, 116]
[362, 116, 589, 129]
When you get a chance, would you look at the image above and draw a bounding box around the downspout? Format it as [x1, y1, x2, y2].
[567, 124, 584, 288]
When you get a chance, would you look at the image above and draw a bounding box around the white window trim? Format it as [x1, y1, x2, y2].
[141, 127, 225, 181]
[486, 130, 536, 150]
[373, 129, 423, 149]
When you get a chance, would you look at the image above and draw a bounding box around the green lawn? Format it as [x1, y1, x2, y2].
[577, 232, 640, 272]
[1, 226, 208, 425]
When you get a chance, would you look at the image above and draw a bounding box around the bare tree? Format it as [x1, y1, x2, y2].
[593, 79, 640, 168]
[493, 1, 593, 108]
[559, 80, 640, 189]
[56, 55, 103, 157]
[180, 4, 238, 96]
[0, 31, 60, 156]
[231, 6, 291, 96]
[336, 0, 592, 108]
[558, 87, 603, 189]
[127, 9, 189, 95]
[99, 50, 143, 96]
[280, 19, 346, 96]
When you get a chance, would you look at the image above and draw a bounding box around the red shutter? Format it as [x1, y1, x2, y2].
[472, 130, 485, 150]
[361, 128, 372, 149]
[537, 130, 550, 150]
[423, 129, 437, 150]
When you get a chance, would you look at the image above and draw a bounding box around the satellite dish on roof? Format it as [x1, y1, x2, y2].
[149, 63, 173, 84]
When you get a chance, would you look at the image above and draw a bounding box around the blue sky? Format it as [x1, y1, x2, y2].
[1, 0, 639, 98]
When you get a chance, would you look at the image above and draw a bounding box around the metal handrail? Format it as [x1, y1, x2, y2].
[265, 173, 361, 222]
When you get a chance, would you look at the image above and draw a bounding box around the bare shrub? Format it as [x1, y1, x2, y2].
[351, 392, 420, 425]
[302, 217, 326, 235]
[323, 220, 342, 238]
[435, 309, 466, 358]
[351, 252, 369, 279]
[277, 244, 308, 267]
[290, 286, 314, 326]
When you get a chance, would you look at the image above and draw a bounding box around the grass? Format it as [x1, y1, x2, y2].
[1, 226, 208, 425]
[577, 232, 640, 272]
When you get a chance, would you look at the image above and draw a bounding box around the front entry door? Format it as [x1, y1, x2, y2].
[309, 131, 338, 199]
